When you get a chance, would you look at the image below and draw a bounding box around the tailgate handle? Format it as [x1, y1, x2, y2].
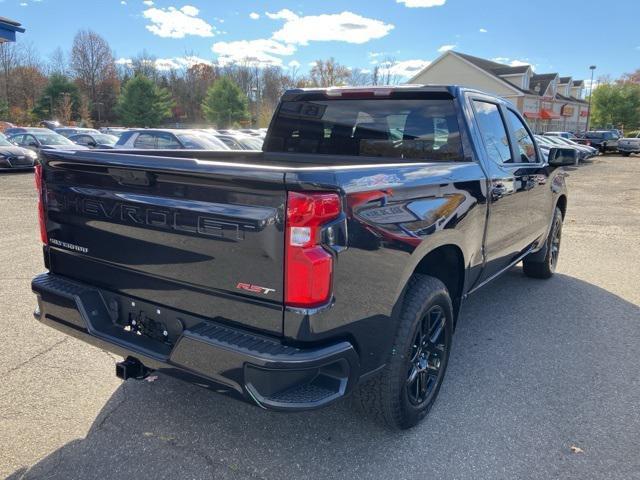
[109, 168, 154, 187]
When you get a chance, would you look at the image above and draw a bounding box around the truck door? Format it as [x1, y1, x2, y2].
[503, 108, 554, 244]
[469, 98, 539, 280]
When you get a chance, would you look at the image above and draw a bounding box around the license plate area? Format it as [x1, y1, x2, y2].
[101, 293, 187, 348]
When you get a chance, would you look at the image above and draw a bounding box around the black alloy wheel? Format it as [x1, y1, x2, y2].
[406, 305, 446, 406]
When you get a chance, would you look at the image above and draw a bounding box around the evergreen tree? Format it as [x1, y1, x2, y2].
[202, 77, 249, 128]
[35, 74, 80, 120]
[116, 75, 174, 127]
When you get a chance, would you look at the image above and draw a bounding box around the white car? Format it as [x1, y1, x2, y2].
[617, 132, 640, 156]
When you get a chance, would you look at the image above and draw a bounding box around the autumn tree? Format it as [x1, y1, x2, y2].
[56, 93, 73, 125]
[182, 63, 217, 122]
[116, 75, 174, 127]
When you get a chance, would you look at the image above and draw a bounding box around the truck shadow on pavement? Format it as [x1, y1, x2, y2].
[9, 269, 640, 480]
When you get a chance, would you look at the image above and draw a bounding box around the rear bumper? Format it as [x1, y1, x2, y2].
[32, 273, 359, 411]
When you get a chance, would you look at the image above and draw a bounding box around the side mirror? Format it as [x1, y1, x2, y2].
[548, 147, 577, 167]
[88, 141, 97, 147]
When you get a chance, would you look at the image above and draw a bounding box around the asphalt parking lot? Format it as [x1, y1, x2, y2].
[1, 155, 639, 480]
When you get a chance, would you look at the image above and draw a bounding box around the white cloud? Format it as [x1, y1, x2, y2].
[212, 39, 296, 67]
[143, 0, 153, 5]
[19, 2, 28, 5]
[491, 57, 531, 68]
[115, 56, 211, 71]
[180, 5, 198, 16]
[479, 28, 487, 33]
[266, 9, 394, 45]
[396, 0, 446, 7]
[249, 12, 260, 20]
[437, 44, 456, 53]
[378, 59, 431, 78]
[143, 5, 215, 38]
[121, 1, 127, 4]
[287, 60, 301, 68]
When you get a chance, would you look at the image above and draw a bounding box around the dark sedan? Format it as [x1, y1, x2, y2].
[7, 131, 89, 156]
[68, 132, 118, 149]
[0, 133, 38, 170]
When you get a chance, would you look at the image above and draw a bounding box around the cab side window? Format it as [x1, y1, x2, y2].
[506, 110, 538, 163]
[472, 100, 512, 164]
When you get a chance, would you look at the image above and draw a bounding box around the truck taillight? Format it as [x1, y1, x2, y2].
[34, 163, 48, 245]
[285, 191, 341, 308]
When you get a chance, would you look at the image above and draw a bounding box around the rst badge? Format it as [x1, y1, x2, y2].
[236, 283, 276, 295]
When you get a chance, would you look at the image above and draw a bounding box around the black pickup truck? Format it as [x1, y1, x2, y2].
[31, 86, 573, 429]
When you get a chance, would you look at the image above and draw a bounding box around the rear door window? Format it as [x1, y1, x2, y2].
[471, 100, 512, 164]
[266, 96, 464, 161]
[505, 110, 538, 163]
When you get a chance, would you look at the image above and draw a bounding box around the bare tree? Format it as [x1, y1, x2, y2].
[0, 42, 19, 104]
[48, 47, 68, 76]
[70, 30, 117, 116]
[309, 58, 351, 87]
[377, 57, 401, 86]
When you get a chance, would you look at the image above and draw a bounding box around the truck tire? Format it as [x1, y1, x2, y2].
[621, 152, 631, 157]
[523, 207, 563, 279]
[354, 275, 453, 430]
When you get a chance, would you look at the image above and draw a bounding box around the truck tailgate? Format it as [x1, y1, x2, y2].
[42, 150, 286, 335]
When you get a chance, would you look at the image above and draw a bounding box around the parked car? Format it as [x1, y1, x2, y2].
[236, 128, 264, 137]
[8, 130, 89, 156]
[538, 135, 594, 162]
[0, 121, 16, 133]
[543, 131, 574, 139]
[535, 135, 579, 165]
[114, 129, 230, 150]
[99, 127, 129, 137]
[68, 133, 118, 149]
[4, 126, 36, 136]
[32, 85, 573, 429]
[0, 132, 38, 170]
[544, 131, 592, 147]
[39, 120, 62, 130]
[549, 136, 598, 158]
[578, 130, 619, 153]
[535, 135, 580, 164]
[212, 133, 264, 150]
[55, 127, 101, 138]
[617, 132, 640, 156]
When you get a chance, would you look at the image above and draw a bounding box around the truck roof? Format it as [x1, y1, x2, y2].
[281, 84, 503, 102]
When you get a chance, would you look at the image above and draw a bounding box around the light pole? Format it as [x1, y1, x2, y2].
[96, 102, 103, 126]
[585, 65, 596, 132]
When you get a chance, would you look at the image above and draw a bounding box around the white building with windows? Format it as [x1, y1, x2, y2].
[408, 51, 589, 133]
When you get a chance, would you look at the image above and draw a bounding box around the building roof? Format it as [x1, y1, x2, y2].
[0, 16, 25, 43]
[530, 73, 558, 95]
[455, 52, 531, 76]
[408, 51, 586, 102]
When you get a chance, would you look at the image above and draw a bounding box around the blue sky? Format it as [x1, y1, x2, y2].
[3, 0, 639, 83]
